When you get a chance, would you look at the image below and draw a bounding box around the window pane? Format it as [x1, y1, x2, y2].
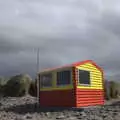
[40, 73, 52, 87]
[57, 70, 71, 85]
[79, 70, 90, 85]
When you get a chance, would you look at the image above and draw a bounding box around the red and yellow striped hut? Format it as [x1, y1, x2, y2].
[38, 60, 104, 108]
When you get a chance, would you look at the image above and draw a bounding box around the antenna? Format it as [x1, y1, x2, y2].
[36, 48, 40, 108]
[37, 48, 39, 74]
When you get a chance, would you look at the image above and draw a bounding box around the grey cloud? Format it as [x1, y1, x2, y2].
[0, 35, 25, 54]
[0, 0, 120, 79]
[101, 14, 120, 36]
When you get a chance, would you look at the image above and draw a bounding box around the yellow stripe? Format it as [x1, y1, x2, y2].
[40, 85, 73, 91]
[77, 86, 103, 89]
[92, 82, 103, 84]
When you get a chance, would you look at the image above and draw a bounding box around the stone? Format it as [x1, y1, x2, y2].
[56, 115, 65, 119]
[23, 113, 32, 119]
[15, 117, 24, 120]
[0, 102, 2, 106]
[94, 116, 103, 120]
[80, 112, 87, 117]
[69, 117, 77, 120]
[45, 112, 51, 118]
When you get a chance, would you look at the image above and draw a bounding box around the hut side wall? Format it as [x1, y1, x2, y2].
[75, 62, 104, 107]
[39, 67, 76, 107]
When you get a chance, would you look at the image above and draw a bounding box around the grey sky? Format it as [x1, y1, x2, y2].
[0, 0, 120, 79]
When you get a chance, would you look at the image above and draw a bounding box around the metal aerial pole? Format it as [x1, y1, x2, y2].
[36, 48, 40, 108]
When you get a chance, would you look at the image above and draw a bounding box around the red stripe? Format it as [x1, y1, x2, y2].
[77, 101, 104, 107]
[76, 94, 103, 98]
[77, 100, 104, 104]
[76, 89, 104, 92]
[76, 88, 104, 107]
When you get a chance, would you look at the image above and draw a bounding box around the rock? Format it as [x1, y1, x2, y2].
[94, 116, 103, 120]
[56, 115, 66, 119]
[73, 112, 80, 117]
[45, 112, 51, 118]
[114, 114, 120, 120]
[80, 112, 87, 117]
[1, 96, 120, 120]
[102, 113, 108, 118]
[15, 117, 24, 120]
[0, 102, 2, 106]
[103, 116, 114, 120]
[68, 117, 77, 120]
[23, 113, 32, 119]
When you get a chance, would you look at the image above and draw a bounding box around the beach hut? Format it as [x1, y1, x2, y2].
[38, 60, 104, 108]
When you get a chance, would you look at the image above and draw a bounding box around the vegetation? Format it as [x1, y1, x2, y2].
[1, 73, 120, 100]
[104, 80, 111, 100]
[3, 74, 32, 97]
[104, 80, 120, 99]
[0, 74, 38, 97]
[28, 80, 37, 97]
[0, 76, 8, 97]
[109, 81, 120, 98]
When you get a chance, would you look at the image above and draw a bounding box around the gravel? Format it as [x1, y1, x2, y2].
[0, 95, 120, 120]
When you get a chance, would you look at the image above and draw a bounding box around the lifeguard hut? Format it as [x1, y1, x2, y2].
[38, 60, 104, 108]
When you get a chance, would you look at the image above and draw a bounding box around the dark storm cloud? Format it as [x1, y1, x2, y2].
[0, 0, 120, 79]
[0, 35, 24, 54]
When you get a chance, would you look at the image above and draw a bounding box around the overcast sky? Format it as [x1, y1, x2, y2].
[0, 0, 120, 79]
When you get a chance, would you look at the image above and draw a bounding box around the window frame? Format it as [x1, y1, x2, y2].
[77, 69, 91, 86]
[40, 73, 53, 88]
[56, 69, 72, 87]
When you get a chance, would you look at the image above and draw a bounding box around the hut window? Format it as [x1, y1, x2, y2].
[57, 70, 71, 86]
[78, 70, 90, 85]
[40, 73, 52, 87]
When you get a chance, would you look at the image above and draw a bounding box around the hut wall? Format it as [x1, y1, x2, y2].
[39, 67, 76, 107]
[75, 62, 104, 107]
